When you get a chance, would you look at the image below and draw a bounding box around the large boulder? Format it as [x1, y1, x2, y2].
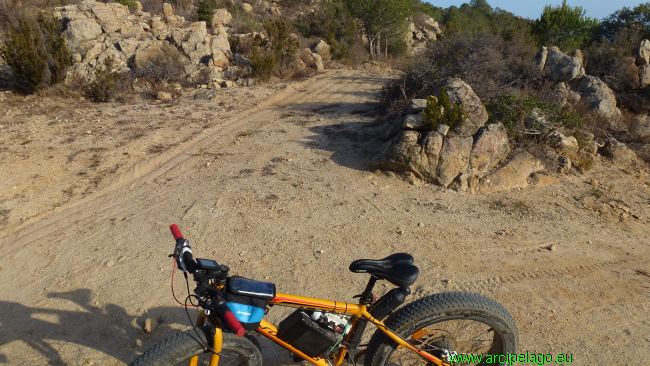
[543, 46, 585, 82]
[313, 40, 331, 62]
[600, 138, 639, 164]
[436, 135, 473, 187]
[88, 1, 131, 33]
[444, 78, 488, 137]
[405, 15, 440, 55]
[300, 48, 324, 72]
[639, 39, 650, 65]
[470, 123, 510, 178]
[548, 132, 579, 155]
[575, 76, 622, 124]
[63, 18, 104, 49]
[381, 130, 444, 182]
[478, 152, 546, 193]
[630, 114, 650, 143]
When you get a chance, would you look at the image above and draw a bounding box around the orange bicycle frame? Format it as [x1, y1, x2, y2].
[191, 292, 449, 366]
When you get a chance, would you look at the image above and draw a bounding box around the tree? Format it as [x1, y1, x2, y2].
[196, 0, 217, 23]
[533, 0, 598, 51]
[346, 0, 414, 58]
[599, 2, 650, 40]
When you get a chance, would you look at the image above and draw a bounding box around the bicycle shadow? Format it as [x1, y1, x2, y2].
[0, 289, 293, 365]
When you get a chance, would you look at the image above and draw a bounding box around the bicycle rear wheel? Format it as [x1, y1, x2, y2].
[365, 292, 518, 366]
[130, 331, 262, 366]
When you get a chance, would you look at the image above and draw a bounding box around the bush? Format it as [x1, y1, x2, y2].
[250, 46, 276, 81]
[486, 95, 584, 138]
[532, 0, 598, 51]
[115, 0, 137, 9]
[196, 0, 216, 23]
[0, 9, 71, 94]
[85, 59, 132, 102]
[295, 0, 362, 61]
[423, 89, 463, 131]
[133, 43, 186, 84]
[585, 25, 643, 92]
[381, 31, 540, 111]
[249, 19, 298, 80]
[599, 2, 650, 41]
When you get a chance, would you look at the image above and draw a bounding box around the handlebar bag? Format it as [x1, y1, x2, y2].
[225, 276, 276, 330]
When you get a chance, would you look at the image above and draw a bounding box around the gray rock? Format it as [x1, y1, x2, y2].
[524, 107, 552, 134]
[639, 39, 650, 65]
[436, 135, 473, 187]
[544, 46, 585, 82]
[381, 130, 444, 182]
[436, 124, 450, 136]
[63, 18, 103, 49]
[313, 40, 331, 62]
[600, 138, 638, 164]
[300, 48, 324, 72]
[478, 151, 546, 193]
[535, 46, 548, 71]
[470, 123, 510, 178]
[630, 114, 650, 143]
[444, 78, 488, 136]
[548, 132, 579, 155]
[575, 75, 622, 125]
[410, 99, 427, 112]
[403, 113, 426, 130]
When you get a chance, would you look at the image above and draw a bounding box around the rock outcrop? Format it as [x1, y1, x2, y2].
[539, 46, 585, 82]
[470, 123, 510, 179]
[478, 152, 546, 193]
[445, 78, 489, 137]
[575, 75, 622, 124]
[405, 15, 441, 55]
[436, 135, 472, 187]
[313, 40, 331, 62]
[638, 39, 650, 65]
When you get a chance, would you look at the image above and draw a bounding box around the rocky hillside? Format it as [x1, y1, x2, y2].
[376, 39, 650, 193]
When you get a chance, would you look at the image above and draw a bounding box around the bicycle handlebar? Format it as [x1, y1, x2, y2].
[168, 223, 245, 337]
[170, 224, 184, 241]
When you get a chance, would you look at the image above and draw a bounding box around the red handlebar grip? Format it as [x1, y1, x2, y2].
[222, 309, 246, 337]
[169, 224, 184, 240]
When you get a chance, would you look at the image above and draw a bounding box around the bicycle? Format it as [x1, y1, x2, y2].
[130, 224, 518, 366]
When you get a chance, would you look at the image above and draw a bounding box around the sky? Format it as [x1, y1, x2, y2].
[425, 0, 647, 20]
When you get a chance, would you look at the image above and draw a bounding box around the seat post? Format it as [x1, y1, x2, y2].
[359, 276, 377, 305]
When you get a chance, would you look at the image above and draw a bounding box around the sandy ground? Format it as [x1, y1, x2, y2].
[0, 69, 649, 366]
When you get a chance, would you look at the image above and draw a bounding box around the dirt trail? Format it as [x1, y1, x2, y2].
[0, 69, 649, 365]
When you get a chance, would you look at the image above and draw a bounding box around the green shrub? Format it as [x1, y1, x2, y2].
[115, 0, 137, 9]
[599, 2, 650, 40]
[250, 46, 276, 81]
[249, 19, 298, 80]
[532, 0, 598, 51]
[0, 10, 71, 94]
[423, 89, 464, 131]
[196, 0, 217, 23]
[381, 31, 540, 112]
[295, 0, 361, 61]
[486, 95, 583, 138]
[133, 43, 186, 83]
[85, 59, 132, 102]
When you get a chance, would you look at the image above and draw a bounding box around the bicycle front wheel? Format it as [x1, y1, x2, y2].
[365, 292, 518, 366]
[130, 331, 262, 366]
